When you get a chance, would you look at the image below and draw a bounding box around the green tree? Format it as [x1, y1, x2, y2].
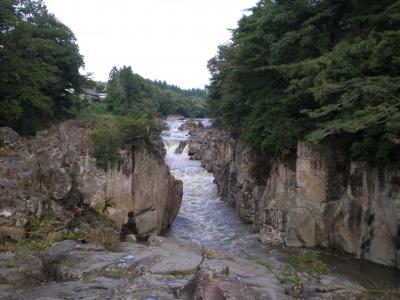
[106, 66, 208, 118]
[208, 0, 400, 162]
[0, 0, 84, 134]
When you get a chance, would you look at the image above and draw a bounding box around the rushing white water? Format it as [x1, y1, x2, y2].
[162, 119, 281, 262]
[162, 118, 400, 288]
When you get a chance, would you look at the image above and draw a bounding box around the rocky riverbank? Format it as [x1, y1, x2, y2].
[0, 119, 182, 242]
[0, 236, 365, 299]
[186, 120, 400, 270]
[0, 118, 369, 299]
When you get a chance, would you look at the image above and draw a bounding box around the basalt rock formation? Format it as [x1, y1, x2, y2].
[0, 120, 182, 242]
[188, 125, 400, 269]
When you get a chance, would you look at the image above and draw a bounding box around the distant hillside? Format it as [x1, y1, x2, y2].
[105, 66, 208, 118]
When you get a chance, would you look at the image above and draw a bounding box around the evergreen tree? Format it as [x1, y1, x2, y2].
[208, 0, 400, 162]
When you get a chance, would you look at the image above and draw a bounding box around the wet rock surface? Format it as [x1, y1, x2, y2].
[174, 141, 187, 154]
[0, 237, 364, 299]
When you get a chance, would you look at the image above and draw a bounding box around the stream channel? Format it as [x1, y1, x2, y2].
[162, 118, 400, 290]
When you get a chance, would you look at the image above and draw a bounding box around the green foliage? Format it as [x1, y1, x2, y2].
[16, 217, 82, 253]
[24, 228, 62, 252]
[77, 101, 111, 121]
[117, 115, 162, 145]
[91, 127, 123, 170]
[86, 106, 162, 170]
[106, 66, 208, 118]
[68, 166, 80, 185]
[208, 0, 400, 163]
[280, 249, 328, 296]
[0, 0, 84, 134]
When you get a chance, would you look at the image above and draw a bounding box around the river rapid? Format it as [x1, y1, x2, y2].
[162, 118, 400, 290]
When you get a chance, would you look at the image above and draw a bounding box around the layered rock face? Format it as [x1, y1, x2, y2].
[190, 126, 400, 269]
[0, 120, 182, 240]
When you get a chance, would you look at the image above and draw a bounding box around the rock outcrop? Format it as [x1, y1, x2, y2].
[0, 236, 364, 299]
[189, 126, 400, 269]
[0, 120, 182, 241]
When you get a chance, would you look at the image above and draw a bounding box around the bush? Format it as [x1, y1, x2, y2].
[85, 228, 120, 252]
[117, 116, 150, 145]
[16, 218, 72, 282]
[91, 127, 123, 170]
[25, 249, 65, 282]
[117, 115, 163, 145]
[280, 249, 328, 297]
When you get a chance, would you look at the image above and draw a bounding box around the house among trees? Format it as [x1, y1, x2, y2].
[81, 88, 101, 101]
[98, 93, 107, 100]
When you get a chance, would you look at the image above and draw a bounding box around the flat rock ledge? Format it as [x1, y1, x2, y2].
[0, 237, 365, 300]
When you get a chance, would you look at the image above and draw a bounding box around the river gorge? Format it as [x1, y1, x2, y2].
[162, 118, 400, 291]
[0, 118, 398, 299]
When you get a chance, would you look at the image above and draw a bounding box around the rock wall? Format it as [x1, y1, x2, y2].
[0, 120, 182, 241]
[192, 127, 400, 269]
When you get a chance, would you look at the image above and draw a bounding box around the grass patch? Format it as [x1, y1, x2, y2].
[167, 269, 197, 279]
[280, 249, 328, 297]
[251, 258, 273, 270]
[11, 218, 81, 282]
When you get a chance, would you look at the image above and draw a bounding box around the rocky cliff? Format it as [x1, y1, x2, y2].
[189, 125, 400, 269]
[0, 119, 182, 241]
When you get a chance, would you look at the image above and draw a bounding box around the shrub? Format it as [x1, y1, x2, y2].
[280, 249, 328, 297]
[91, 127, 123, 170]
[117, 116, 150, 145]
[116, 115, 163, 145]
[25, 249, 65, 282]
[68, 166, 80, 185]
[85, 228, 120, 252]
[18, 220, 67, 282]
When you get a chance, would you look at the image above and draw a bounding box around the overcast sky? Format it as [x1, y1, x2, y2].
[43, 0, 257, 89]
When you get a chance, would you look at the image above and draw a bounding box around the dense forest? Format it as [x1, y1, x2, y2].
[208, 0, 400, 163]
[106, 66, 208, 118]
[0, 0, 207, 136]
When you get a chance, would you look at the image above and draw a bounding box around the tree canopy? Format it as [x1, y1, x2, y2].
[0, 0, 84, 134]
[106, 66, 208, 118]
[208, 0, 400, 162]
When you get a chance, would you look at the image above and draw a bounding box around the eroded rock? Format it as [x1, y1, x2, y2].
[0, 237, 365, 299]
[191, 127, 400, 269]
[0, 120, 182, 241]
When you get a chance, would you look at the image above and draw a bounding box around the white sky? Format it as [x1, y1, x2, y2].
[43, 0, 257, 89]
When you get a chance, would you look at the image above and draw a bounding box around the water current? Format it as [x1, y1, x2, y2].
[162, 118, 400, 290]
